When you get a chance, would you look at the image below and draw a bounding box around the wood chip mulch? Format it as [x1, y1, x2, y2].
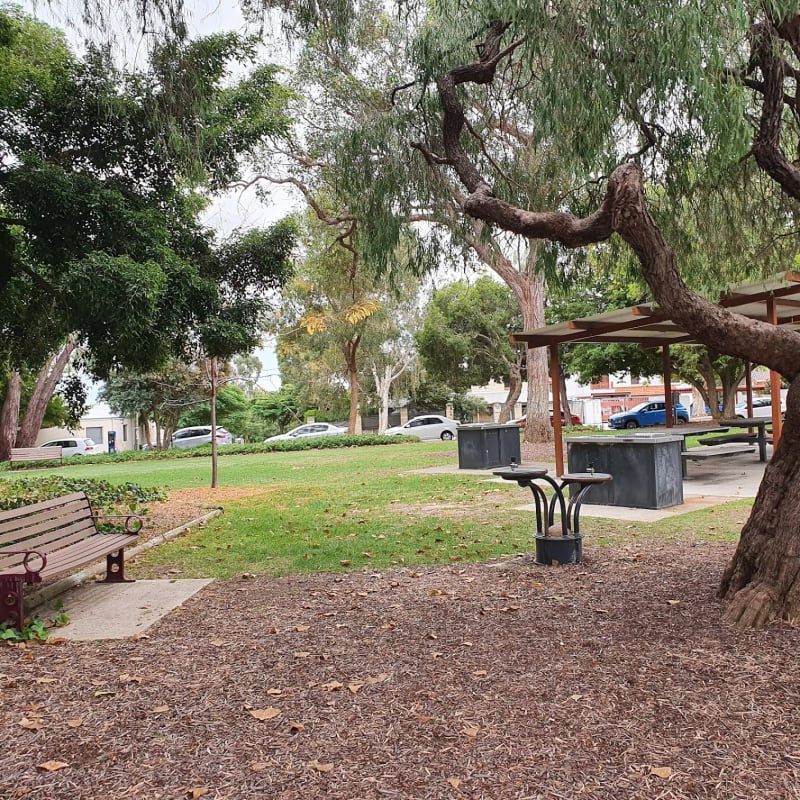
[3, 541, 800, 799]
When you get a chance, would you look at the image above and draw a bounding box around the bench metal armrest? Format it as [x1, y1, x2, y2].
[93, 513, 144, 534]
[1, 549, 47, 584]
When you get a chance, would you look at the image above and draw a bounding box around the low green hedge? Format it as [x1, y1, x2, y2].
[0, 476, 166, 511]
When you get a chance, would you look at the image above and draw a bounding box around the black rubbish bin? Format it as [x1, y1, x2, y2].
[457, 423, 522, 469]
[566, 432, 683, 509]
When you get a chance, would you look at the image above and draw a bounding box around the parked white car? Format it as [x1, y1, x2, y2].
[734, 397, 785, 419]
[383, 414, 459, 441]
[40, 437, 101, 457]
[265, 423, 347, 442]
[170, 426, 233, 449]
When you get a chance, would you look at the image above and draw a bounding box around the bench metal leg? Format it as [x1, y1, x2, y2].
[101, 550, 134, 584]
[0, 575, 26, 630]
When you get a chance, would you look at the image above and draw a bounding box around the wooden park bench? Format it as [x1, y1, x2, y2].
[9, 446, 63, 469]
[681, 444, 756, 476]
[0, 492, 142, 630]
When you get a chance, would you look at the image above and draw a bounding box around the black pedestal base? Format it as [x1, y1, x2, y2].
[535, 533, 583, 566]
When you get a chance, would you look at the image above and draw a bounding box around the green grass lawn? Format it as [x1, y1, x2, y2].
[0, 440, 753, 580]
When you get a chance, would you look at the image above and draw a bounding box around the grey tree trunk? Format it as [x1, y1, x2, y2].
[16, 339, 77, 448]
[0, 371, 22, 461]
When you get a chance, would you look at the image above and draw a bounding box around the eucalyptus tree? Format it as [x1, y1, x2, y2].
[401, 5, 800, 628]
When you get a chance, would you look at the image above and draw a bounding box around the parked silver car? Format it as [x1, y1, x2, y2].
[383, 414, 459, 441]
[170, 426, 233, 449]
[265, 422, 347, 442]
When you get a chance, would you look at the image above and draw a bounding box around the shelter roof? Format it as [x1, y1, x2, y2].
[510, 271, 800, 348]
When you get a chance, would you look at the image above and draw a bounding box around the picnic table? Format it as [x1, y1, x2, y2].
[718, 418, 772, 463]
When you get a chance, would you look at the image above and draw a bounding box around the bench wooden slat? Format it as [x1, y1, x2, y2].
[0, 520, 100, 557]
[0, 534, 137, 578]
[0, 492, 87, 522]
[9, 446, 63, 468]
[0, 497, 95, 547]
[682, 444, 755, 460]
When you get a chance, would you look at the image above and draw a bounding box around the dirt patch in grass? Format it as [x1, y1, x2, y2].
[138, 486, 276, 544]
[3, 541, 800, 799]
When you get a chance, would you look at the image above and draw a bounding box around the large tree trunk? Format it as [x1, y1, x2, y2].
[718, 376, 800, 626]
[517, 266, 551, 444]
[498, 360, 523, 422]
[15, 339, 77, 447]
[343, 336, 361, 433]
[0, 370, 22, 461]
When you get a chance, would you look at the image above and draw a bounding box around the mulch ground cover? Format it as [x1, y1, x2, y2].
[3, 541, 800, 799]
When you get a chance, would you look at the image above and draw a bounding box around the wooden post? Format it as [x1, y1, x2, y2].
[745, 360, 753, 416]
[663, 346, 673, 427]
[767, 296, 782, 447]
[550, 344, 564, 476]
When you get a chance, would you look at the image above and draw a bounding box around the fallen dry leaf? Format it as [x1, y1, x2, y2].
[462, 726, 480, 737]
[293, 651, 311, 659]
[209, 639, 226, 647]
[35, 677, 57, 684]
[118, 674, 142, 684]
[152, 705, 170, 713]
[65, 719, 82, 728]
[250, 761, 272, 771]
[649, 766, 673, 779]
[19, 717, 43, 731]
[447, 777, 462, 789]
[289, 721, 305, 733]
[321, 681, 344, 691]
[189, 788, 209, 798]
[250, 707, 281, 721]
[37, 760, 68, 772]
[307, 759, 334, 773]
[294, 624, 310, 632]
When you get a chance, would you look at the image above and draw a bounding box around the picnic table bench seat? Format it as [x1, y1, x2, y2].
[698, 432, 772, 446]
[0, 491, 141, 630]
[9, 446, 62, 469]
[681, 444, 756, 476]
